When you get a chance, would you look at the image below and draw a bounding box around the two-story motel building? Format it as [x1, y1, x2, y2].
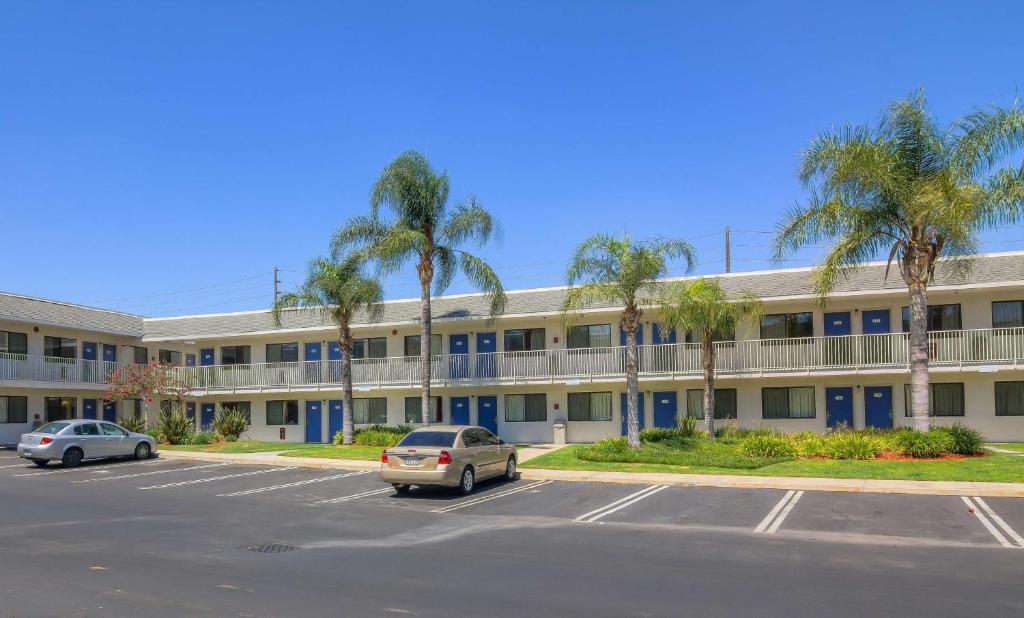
[4, 252, 1024, 447]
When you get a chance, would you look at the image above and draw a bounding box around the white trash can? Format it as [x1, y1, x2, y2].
[552, 422, 567, 445]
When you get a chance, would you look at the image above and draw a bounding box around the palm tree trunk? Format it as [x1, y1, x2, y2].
[340, 326, 354, 445]
[702, 336, 716, 440]
[625, 327, 640, 448]
[419, 274, 433, 426]
[908, 280, 931, 431]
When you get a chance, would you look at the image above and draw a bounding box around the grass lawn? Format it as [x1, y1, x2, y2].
[160, 440, 382, 460]
[988, 443, 1024, 453]
[522, 444, 1024, 483]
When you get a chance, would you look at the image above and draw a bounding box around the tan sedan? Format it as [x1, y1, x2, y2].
[380, 425, 517, 494]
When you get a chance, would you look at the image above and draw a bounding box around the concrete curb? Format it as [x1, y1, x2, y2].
[158, 449, 1024, 497]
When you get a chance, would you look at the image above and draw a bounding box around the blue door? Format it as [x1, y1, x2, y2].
[652, 391, 677, 429]
[304, 342, 322, 383]
[327, 341, 343, 382]
[82, 342, 97, 361]
[862, 310, 891, 334]
[864, 386, 893, 429]
[476, 332, 496, 378]
[102, 401, 117, 422]
[477, 395, 498, 434]
[83, 398, 97, 420]
[200, 348, 214, 366]
[825, 387, 854, 429]
[102, 344, 117, 363]
[651, 324, 676, 344]
[449, 334, 469, 379]
[328, 400, 344, 442]
[82, 342, 97, 381]
[185, 402, 196, 422]
[450, 396, 470, 425]
[186, 354, 196, 367]
[620, 392, 646, 435]
[305, 401, 323, 443]
[200, 403, 215, 429]
[619, 325, 645, 346]
[824, 312, 851, 336]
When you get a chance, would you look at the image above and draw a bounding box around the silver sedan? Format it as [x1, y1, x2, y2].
[17, 419, 158, 468]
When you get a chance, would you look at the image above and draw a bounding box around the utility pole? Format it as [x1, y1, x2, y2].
[724, 225, 731, 273]
[273, 267, 281, 305]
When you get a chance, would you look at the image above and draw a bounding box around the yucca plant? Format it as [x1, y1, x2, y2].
[157, 403, 196, 445]
[117, 414, 147, 434]
[211, 407, 250, 442]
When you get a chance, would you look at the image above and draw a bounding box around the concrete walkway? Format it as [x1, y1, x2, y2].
[158, 447, 1024, 497]
[985, 445, 1024, 456]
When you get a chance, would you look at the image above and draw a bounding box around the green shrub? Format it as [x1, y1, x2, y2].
[822, 431, 881, 460]
[211, 408, 250, 442]
[157, 405, 195, 445]
[144, 427, 162, 442]
[352, 424, 414, 447]
[740, 432, 797, 459]
[639, 427, 682, 443]
[794, 432, 828, 458]
[715, 422, 742, 443]
[893, 428, 955, 458]
[677, 415, 700, 438]
[944, 423, 984, 455]
[576, 436, 786, 469]
[186, 432, 215, 446]
[118, 415, 147, 433]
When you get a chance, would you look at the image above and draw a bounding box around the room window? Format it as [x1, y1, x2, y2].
[903, 383, 965, 417]
[567, 392, 613, 421]
[353, 398, 387, 424]
[159, 400, 176, 415]
[44, 397, 76, 422]
[760, 313, 813, 339]
[220, 401, 252, 423]
[761, 387, 816, 419]
[124, 345, 148, 364]
[504, 328, 546, 352]
[266, 342, 299, 363]
[0, 331, 28, 355]
[127, 399, 144, 419]
[900, 304, 962, 332]
[266, 400, 299, 425]
[567, 324, 612, 349]
[992, 301, 1024, 329]
[404, 397, 442, 424]
[685, 325, 735, 344]
[504, 394, 547, 422]
[352, 338, 387, 359]
[43, 336, 77, 359]
[995, 382, 1024, 416]
[0, 396, 28, 424]
[404, 334, 442, 357]
[686, 388, 738, 420]
[158, 349, 182, 366]
[220, 345, 251, 365]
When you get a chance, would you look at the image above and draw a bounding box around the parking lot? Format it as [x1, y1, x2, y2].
[2, 450, 1023, 616]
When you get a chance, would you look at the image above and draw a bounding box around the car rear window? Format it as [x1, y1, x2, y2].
[35, 422, 71, 434]
[397, 431, 458, 448]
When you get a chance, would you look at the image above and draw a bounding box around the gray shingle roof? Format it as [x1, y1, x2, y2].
[139, 252, 1024, 341]
[0, 292, 144, 337]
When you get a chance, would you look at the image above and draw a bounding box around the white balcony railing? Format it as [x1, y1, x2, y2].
[0, 353, 124, 385]
[167, 327, 1024, 393]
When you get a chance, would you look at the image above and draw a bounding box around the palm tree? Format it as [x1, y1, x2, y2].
[271, 256, 384, 444]
[562, 234, 695, 448]
[657, 278, 762, 439]
[333, 151, 507, 425]
[774, 92, 1024, 431]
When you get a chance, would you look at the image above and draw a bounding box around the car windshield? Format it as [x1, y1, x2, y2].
[35, 422, 71, 434]
[397, 431, 458, 448]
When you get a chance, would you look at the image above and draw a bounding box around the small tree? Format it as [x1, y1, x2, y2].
[104, 361, 191, 430]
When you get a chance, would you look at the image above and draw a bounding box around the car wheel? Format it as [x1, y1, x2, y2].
[133, 442, 152, 461]
[62, 448, 83, 468]
[392, 483, 411, 494]
[504, 456, 517, 481]
[458, 467, 475, 495]
[31, 459, 48, 467]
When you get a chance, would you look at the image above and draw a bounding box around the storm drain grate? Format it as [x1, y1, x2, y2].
[245, 543, 297, 554]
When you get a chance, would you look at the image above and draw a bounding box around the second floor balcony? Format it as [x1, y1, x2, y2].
[170, 327, 1024, 394]
[0, 353, 122, 387]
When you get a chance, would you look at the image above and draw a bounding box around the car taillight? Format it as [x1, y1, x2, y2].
[380, 450, 388, 464]
[40, 436, 53, 445]
[437, 450, 452, 465]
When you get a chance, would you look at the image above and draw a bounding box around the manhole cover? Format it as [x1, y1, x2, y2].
[245, 543, 297, 554]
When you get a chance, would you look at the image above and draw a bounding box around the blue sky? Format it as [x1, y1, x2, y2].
[2, 1, 1022, 316]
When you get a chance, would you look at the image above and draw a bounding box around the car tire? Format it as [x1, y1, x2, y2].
[392, 483, 411, 494]
[31, 459, 48, 467]
[62, 448, 83, 468]
[133, 442, 152, 461]
[458, 466, 475, 495]
[504, 456, 517, 482]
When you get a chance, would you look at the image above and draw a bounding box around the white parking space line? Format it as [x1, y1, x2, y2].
[573, 485, 667, 523]
[0, 462, 33, 469]
[575, 485, 669, 523]
[71, 463, 229, 483]
[972, 497, 1024, 547]
[754, 490, 803, 534]
[315, 487, 395, 504]
[433, 481, 554, 514]
[139, 467, 297, 490]
[14, 459, 167, 477]
[217, 471, 369, 497]
[963, 497, 1022, 548]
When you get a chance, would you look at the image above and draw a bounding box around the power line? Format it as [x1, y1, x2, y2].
[81, 272, 271, 304]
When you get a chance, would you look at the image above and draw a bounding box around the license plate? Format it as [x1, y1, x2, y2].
[403, 457, 422, 466]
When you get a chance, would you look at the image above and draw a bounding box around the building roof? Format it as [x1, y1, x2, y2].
[138, 251, 1024, 341]
[0, 292, 144, 337]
